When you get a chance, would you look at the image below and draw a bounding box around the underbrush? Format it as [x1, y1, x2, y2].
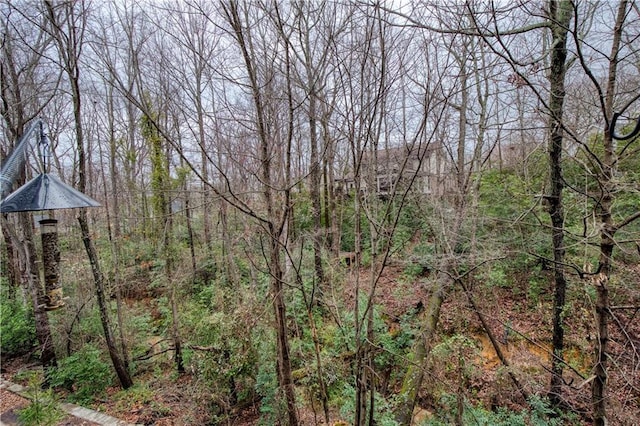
[423, 395, 579, 426]
[48, 344, 113, 405]
[0, 285, 36, 357]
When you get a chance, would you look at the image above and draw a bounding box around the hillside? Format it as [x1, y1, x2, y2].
[2, 243, 639, 424]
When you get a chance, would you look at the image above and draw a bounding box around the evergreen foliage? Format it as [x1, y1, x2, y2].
[17, 372, 65, 426]
[0, 287, 36, 356]
[48, 344, 113, 404]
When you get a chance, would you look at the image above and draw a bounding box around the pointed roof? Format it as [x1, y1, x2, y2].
[0, 173, 101, 213]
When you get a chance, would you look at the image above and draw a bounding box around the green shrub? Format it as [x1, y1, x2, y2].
[48, 344, 113, 404]
[254, 336, 283, 425]
[17, 372, 65, 426]
[527, 275, 547, 305]
[480, 264, 509, 289]
[179, 301, 259, 411]
[401, 261, 430, 281]
[0, 298, 36, 356]
[423, 394, 573, 426]
[336, 382, 399, 425]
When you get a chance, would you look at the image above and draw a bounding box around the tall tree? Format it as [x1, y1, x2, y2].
[571, 1, 639, 423]
[159, 1, 218, 257]
[221, 2, 299, 423]
[462, 0, 573, 410]
[140, 97, 185, 373]
[545, 0, 573, 408]
[103, 78, 130, 370]
[90, 2, 150, 236]
[289, 1, 333, 293]
[1, 4, 59, 375]
[43, 0, 132, 389]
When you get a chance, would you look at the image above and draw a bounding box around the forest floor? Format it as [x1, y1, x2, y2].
[1, 259, 638, 425]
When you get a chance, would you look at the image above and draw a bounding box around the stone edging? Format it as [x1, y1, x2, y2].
[0, 378, 139, 426]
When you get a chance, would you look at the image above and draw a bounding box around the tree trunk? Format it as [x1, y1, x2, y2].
[1, 222, 21, 289]
[396, 274, 448, 424]
[546, 0, 572, 408]
[184, 187, 197, 274]
[307, 307, 330, 423]
[352, 142, 365, 425]
[107, 83, 130, 372]
[309, 94, 326, 296]
[592, 269, 610, 426]
[166, 202, 185, 374]
[44, 0, 133, 390]
[323, 119, 340, 258]
[78, 211, 133, 389]
[270, 229, 299, 426]
[197, 81, 213, 256]
[592, 3, 628, 422]
[220, 200, 239, 285]
[221, 3, 299, 422]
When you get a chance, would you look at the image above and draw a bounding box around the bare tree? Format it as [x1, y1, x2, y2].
[1, 3, 59, 375]
[569, 1, 640, 423]
[468, 2, 640, 423]
[542, 0, 573, 409]
[43, 0, 132, 389]
[89, 2, 150, 236]
[220, 2, 299, 423]
[325, 4, 462, 423]
[288, 1, 336, 292]
[91, 82, 130, 370]
[159, 1, 219, 257]
[456, 0, 573, 413]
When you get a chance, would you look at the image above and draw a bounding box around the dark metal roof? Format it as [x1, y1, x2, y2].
[0, 173, 101, 213]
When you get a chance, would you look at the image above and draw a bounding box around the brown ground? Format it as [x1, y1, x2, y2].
[2, 258, 638, 425]
[0, 388, 28, 413]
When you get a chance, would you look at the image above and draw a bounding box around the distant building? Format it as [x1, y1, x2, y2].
[335, 143, 450, 198]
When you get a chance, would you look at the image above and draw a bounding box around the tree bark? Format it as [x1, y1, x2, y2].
[78, 212, 133, 389]
[165, 165, 185, 374]
[309, 89, 326, 296]
[546, 0, 572, 408]
[270, 229, 299, 426]
[591, 2, 628, 423]
[106, 82, 130, 372]
[1, 222, 21, 289]
[184, 184, 197, 275]
[197, 77, 213, 256]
